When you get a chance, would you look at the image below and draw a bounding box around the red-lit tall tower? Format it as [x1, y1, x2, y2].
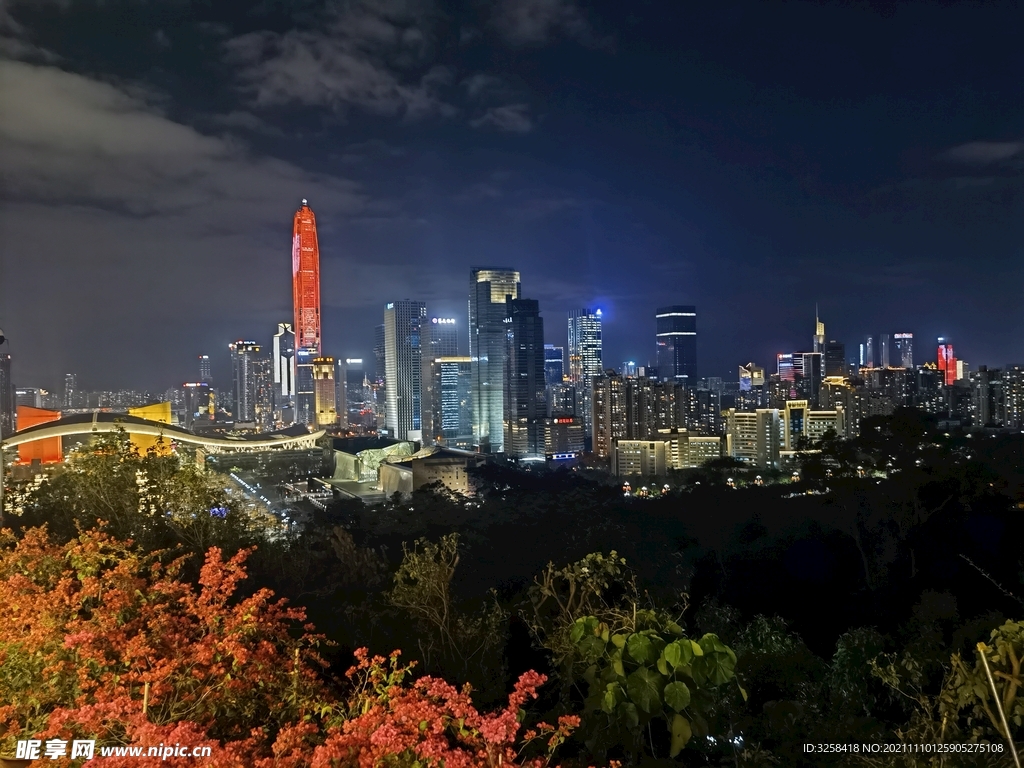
[292, 200, 322, 426]
[292, 199, 322, 355]
[937, 338, 957, 386]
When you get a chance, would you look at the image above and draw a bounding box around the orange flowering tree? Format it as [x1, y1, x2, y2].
[0, 527, 579, 767]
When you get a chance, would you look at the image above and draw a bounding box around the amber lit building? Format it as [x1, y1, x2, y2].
[15, 406, 62, 464]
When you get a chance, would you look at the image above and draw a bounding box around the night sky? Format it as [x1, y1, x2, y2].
[1, 0, 1022, 392]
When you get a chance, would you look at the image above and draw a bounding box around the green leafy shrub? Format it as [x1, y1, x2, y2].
[569, 611, 743, 760]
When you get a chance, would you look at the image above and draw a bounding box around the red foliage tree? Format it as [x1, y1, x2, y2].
[0, 527, 582, 767]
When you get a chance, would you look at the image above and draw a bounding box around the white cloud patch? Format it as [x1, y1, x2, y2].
[470, 103, 533, 133]
[943, 141, 1023, 165]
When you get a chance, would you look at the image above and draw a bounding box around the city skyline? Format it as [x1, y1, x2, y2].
[0, 2, 1021, 391]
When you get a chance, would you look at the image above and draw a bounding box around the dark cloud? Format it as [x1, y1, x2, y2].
[224, 0, 458, 119]
[491, 0, 599, 46]
[0, 0, 1022, 390]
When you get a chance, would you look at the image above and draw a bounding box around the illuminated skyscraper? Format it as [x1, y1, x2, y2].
[937, 338, 957, 386]
[656, 306, 697, 383]
[568, 308, 603, 435]
[544, 345, 564, 387]
[504, 299, 546, 458]
[312, 356, 337, 428]
[813, 309, 825, 353]
[469, 267, 520, 453]
[862, 335, 875, 368]
[893, 333, 913, 368]
[384, 300, 427, 440]
[229, 341, 262, 423]
[339, 358, 366, 429]
[292, 200, 322, 425]
[63, 373, 78, 410]
[0, 352, 13, 438]
[182, 382, 212, 429]
[879, 334, 891, 368]
[272, 323, 296, 420]
[428, 317, 459, 358]
[824, 341, 846, 377]
[374, 324, 386, 385]
[421, 318, 458, 441]
[199, 355, 212, 384]
[425, 357, 473, 447]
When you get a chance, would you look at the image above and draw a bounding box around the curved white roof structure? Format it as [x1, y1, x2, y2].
[3, 412, 325, 454]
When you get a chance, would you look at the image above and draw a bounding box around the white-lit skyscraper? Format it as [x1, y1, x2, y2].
[384, 300, 427, 440]
[63, 373, 78, 410]
[568, 308, 603, 434]
[229, 341, 261, 423]
[469, 267, 520, 453]
[272, 323, 295, 421]
[428, 317, 459, 358]
[894, 333, 913, 368]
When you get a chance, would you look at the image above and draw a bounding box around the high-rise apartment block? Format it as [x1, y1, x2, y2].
[384, 300, 426, 441]
[613, 429, 722, 476]
[591, 372, 695, 458]
[724, 409, 781, 467]
[568, 308, 603, 435]
[469, 268, 520, 453]
[63, 373, 78, 410]
[655, 306, 697, 383]
[504, 299, 546, 458]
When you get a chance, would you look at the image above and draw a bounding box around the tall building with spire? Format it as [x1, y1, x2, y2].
[292, 200, 322, 425]
[813, 308, 825, 353]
